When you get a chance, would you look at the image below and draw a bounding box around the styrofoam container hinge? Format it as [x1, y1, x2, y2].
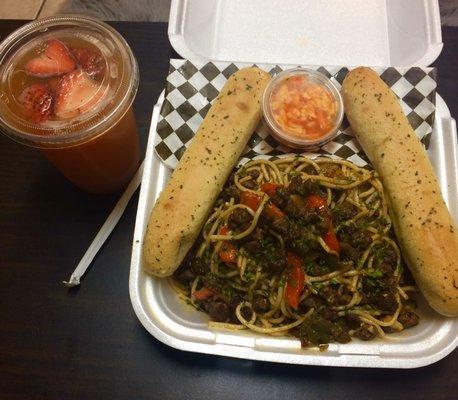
[168, 0, 443, 67]
[168, 0, 185, 35]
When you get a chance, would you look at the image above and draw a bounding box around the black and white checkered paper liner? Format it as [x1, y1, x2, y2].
[155, 59, 437, 169]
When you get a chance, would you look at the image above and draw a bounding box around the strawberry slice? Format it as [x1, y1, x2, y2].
[25, 39, 76, 78]
[18, 83, 54, 123]
[54, 69, 106, 119]
[71, 47, 105, 79]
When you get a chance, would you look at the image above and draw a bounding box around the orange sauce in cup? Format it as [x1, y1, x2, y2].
[270, 75, 337, 139]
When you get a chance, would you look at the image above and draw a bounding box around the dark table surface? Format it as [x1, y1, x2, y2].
[0, 20, 457, 400]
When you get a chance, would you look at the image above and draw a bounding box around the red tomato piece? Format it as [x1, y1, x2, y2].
[240, 191, 262, 211]
[322, 226, 340, 254]
[265, 203, 285, 220]
[193, 287, 215, 301]
[241, 190, 285, 220]
[305, 194, 327, 212]
[219, 225, 231, 235]
[219, 241, 238, 264]
[261, 182, 282, 197]
[217, 225, 237, 263]
[284, 252, 305, 310]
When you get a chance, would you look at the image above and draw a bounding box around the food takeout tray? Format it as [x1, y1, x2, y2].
[129, 91, 458, 368]
[130, 0, 457, 368]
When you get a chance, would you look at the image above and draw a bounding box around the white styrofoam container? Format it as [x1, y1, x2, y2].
[168, 0, 443, 67]
[129, 0, 458, 368]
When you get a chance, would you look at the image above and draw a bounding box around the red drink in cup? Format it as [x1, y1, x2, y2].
[0, 15, 140, 194]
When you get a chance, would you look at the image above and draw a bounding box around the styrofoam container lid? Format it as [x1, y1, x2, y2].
[169, 0, 443, 67]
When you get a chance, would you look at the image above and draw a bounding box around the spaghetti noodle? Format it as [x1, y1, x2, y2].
[173, 157, 420, 347]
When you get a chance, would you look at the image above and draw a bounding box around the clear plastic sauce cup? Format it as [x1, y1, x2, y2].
[0, 15, 140, 194]
[262, 68, 344, 150]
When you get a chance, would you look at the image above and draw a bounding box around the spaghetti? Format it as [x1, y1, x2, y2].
[173, 157, 420, 347]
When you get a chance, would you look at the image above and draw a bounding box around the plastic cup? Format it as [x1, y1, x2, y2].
[0, 15, 140, 194]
